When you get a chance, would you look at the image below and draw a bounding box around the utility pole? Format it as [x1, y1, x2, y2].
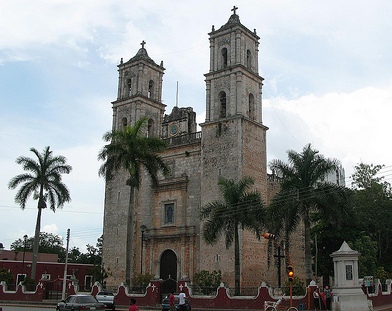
[62, 229, 70, 300]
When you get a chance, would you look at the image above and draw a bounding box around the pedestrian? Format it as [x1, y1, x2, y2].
[313, 288, 320, 310]
[129, 298, 139, 311]
[178, 290, 186, 311]
[169, 290, 176, 311]
[324, 285, 332, 310]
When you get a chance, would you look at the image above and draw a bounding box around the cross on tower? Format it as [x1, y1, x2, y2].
[231, 5, 238, 15]
[140, 40, 146, 48]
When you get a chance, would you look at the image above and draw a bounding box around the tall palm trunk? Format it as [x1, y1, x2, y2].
[304, 216, 312, 285]
[31, 205, 42, 281]
[126, 185, 135, 285]
[234, 224, 240, 295]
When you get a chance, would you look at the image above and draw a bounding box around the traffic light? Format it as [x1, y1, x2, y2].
[262, 232, 276, 240]
[287, 264, 294, 282]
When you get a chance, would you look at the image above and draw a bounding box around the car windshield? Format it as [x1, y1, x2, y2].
[77, 296, 97, 303]
[98, 291, 114, 296]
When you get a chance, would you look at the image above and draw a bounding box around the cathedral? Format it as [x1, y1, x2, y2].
[102, 7, 305, 292]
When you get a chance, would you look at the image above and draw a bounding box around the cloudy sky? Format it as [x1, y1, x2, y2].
[1, 0, 392, 252]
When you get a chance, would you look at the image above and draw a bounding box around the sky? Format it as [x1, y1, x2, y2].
[1, 0, 392, 252]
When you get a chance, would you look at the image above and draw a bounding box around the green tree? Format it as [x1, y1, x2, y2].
[268, 144, 351, 284]
[0, 268, 14, 285]
[194, 270, 222, 295]
[350, 163, 392, 272]
[11, 232, 66, 261]
[98, 117, 169, 284]
[201, 176, 266, 295]
[8, 146, 72, 281]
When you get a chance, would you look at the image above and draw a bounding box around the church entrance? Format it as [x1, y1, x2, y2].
[160, 249, 177, 295]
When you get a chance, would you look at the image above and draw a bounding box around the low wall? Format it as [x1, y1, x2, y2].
[2, 279, 392, 310]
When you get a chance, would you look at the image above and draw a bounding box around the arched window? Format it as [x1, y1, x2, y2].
[219, 91, 227, 118]
[148, 80, 154, 99]
[122, 117, 128, 128]
[221, 48, 228, 68]
[249, 94, 255, 120]
[247, 50, 252, 69]
[127, 78, 132, 96]
[147, 118, 154, 137]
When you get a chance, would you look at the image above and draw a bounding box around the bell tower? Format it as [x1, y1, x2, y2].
[112, 40, 166, 136]
[200, 7, 269, 289]
[103, 41, 166, 286]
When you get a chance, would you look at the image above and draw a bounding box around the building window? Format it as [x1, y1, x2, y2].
[346, 265, 353, 280]
[148, 80, 154, 98]
[164, 203, 175, 224]
[147, 119, 154, 137]
[221, 48, 228, 68]
[247, 50, 252, 69]
[122, 117, 128, 128]
[41, 274, 51, 280]
[219, 91, 226, 118]
[127, 78, 132, 96]
[249, 93, 255, 120]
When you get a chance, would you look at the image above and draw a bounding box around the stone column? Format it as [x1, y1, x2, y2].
[330, 241, 371, 311]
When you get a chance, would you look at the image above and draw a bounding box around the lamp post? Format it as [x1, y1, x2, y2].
[140, 225, 147, 274]
[263, 232, 294, 307]
[22, 234, 28, 281]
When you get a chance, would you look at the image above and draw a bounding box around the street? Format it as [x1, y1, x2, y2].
[0, 305, 53, 311]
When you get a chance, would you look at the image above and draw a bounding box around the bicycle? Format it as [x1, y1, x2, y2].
[264, 295, 299, 311]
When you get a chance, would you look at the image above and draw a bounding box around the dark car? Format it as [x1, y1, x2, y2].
[95, 291, 116, 310]
[161, 294, 191, 311]
[56, 294, 105, 311]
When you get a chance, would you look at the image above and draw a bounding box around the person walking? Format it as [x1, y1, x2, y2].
[178, 290, 186, 311]
[313, 288, 320, 310]
[129, 298, 139, 311]
[324, 286, 332, 310]
[169, 291, 176, 311]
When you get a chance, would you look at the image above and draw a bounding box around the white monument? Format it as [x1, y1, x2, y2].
[330, 241, 371, 311]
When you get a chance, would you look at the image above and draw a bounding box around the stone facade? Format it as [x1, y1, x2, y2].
[102, 8, 305, 291]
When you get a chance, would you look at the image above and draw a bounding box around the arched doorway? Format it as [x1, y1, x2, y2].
[160, 249, 177, 294]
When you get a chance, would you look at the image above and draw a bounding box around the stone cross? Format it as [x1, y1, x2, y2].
[231, 6, 238, 14]
[141, 40, 146, 48]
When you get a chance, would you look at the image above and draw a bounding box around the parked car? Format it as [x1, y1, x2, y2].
[161, 294, 191, 311]
[95, 291, 116, 310]
[56, 294, 105, 311]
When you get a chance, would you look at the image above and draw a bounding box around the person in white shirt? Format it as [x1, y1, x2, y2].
[178, 290, 186, 311]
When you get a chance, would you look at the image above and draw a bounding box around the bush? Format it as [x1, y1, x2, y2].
[194, 270, 222, 295]
[132, 273, 154, 292]
[283, 277, 306, 296]
[0, 268, 13, 285]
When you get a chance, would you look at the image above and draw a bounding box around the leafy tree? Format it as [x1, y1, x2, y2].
[201, 176, 266, 295]
[350, 163, 392, 272]
[194, 270, 222, 295]
[0, 268, 14, 285]
[268, 144, 351, 284]
[98, 117, 169, 284]
[8, 146, 72, 281]
[11, 233, 66, 261]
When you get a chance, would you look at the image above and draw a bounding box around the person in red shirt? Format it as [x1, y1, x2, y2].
[169, 291, 176, 311]
[129, 298, 139, 311]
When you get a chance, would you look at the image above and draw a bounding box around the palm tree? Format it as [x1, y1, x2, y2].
[268, 143, 351, 284]
[201, 176, 266, 295]
[98, 117, 169, 284]
[8, 146, 72, 281]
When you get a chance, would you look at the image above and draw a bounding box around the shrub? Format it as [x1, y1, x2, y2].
[194, 270, 222, 295]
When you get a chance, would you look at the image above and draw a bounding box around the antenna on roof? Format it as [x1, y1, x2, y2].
[176, 81, 179, 107]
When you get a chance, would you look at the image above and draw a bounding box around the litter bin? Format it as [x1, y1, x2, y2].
[298, 303, 306, 311]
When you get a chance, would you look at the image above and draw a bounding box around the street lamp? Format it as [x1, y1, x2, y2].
[263, 232, 294, 307]
[140, 225, 147, 274]
[22, 234, 28, 281]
